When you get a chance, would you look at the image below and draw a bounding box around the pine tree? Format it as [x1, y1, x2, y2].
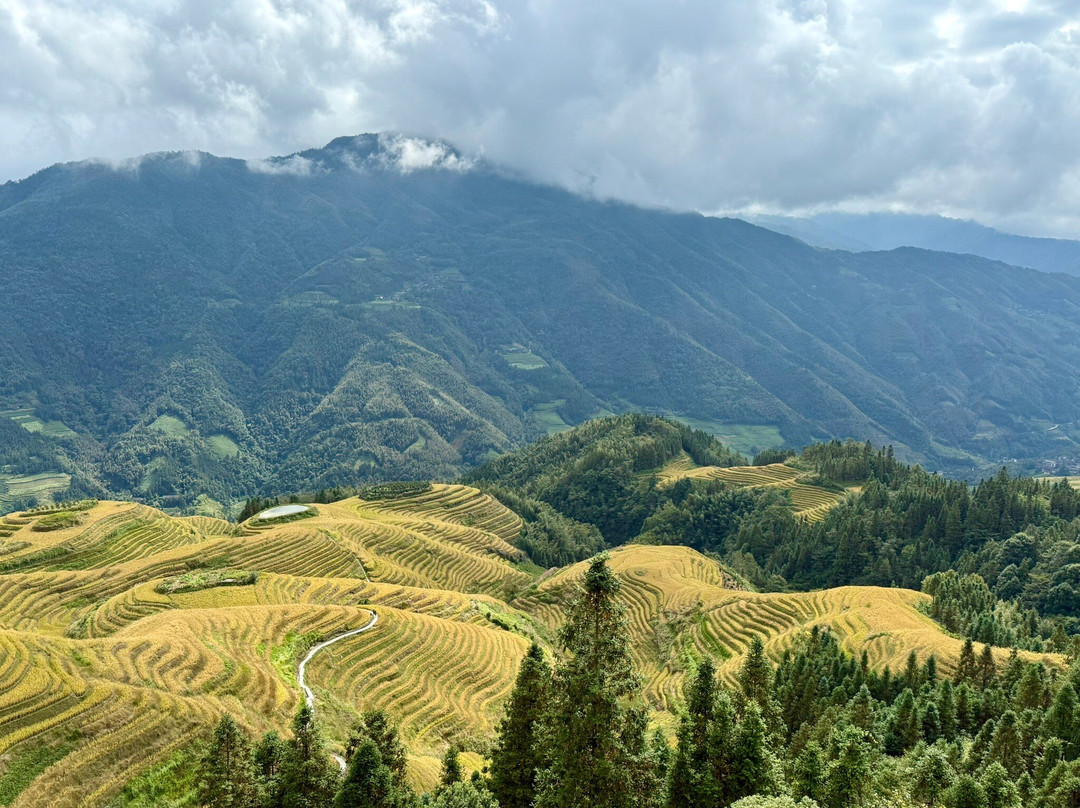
[490, 643, 551, 808]
[823, 725, 873, 808]
[731, 701, 778, 801]
[949, 774, 987, 808]
[535, 553, 656, 808]
[978, 646, 997, 689]
[197, 714, 258, 808]
[431, 781, 501, 808]
[938, 680, 958, 741]
[980, 762, 1019, 808]
[441, 746, 463, 788]
[738, 637, 773, 711]
[668, 659, 717, 808]
[793, 741, 824, 804]
[956, 639, 978, 685]
[347, 710, 408, 782]
[912, 746, 954, 808]
[254, 730, 286, 803]
[276, 704, 338, 808]
[988, 711, 1023, 777]
[905, 651, 921, 691]
[1045, 682, 1080, 758]
[334, 738, 394, 808]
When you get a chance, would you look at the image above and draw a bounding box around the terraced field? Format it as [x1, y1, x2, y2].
[657, 457, 853, 522]
[0, 486, 1057, 806]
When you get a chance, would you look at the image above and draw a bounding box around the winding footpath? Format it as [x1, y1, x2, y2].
[297, 610, 380, 771]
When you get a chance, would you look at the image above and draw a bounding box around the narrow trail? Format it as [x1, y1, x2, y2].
[297, 610, 379, 771]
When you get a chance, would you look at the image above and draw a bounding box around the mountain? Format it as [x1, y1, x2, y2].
[752, 212, 1080, 276]
[6, 134, 1080, 510]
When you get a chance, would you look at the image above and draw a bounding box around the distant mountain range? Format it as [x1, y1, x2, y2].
[4, 134, 1080, 510]
[749, 212, 1080, 276]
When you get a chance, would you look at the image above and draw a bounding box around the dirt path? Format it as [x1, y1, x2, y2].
[297, 610, 379, 771]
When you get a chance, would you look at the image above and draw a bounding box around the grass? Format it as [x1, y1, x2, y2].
[500, 345, 548, 370]
[154, 569, 258, 594]
[104, 743, 201, 808]
[0, 473, 72, 511]
[0, 743, 73, 805]
[670, 418, 783, 455]
[207, 435, 240, 458]
[0, 408, 77, 439]
[148, 415, 189, 437]
[531, 401, 570, 435]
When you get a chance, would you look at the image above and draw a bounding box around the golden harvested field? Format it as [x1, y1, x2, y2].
[657, 456, 854, 522]
[0, 485, 1061, 805]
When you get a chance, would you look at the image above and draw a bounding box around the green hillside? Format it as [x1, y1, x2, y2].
[5, 135, 1080, 511]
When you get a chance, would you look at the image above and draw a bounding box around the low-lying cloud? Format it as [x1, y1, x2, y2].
[1, 0, 1078, 237]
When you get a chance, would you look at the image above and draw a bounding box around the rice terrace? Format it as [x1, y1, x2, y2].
[0, 478, 1060, 806]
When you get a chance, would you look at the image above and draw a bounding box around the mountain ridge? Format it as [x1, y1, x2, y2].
[5, 134, 1080, 510]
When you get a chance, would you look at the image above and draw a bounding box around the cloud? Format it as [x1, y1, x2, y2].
[246, 154, 322, 176]
[1, 0, 1079, 237]
[375, 134, 474, 173]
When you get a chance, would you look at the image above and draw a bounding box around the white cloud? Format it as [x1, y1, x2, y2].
[246, 154, 321, 175]
[1, 0, 1079, 237]
[376, 134, 474, 173]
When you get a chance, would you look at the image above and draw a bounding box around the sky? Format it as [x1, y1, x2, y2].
[2, 0, 1079, 237]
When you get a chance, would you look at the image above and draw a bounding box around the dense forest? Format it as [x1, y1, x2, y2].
[184, 555, 1080, 808]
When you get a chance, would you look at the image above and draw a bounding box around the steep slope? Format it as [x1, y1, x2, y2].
[0, 489, 1059, 806]
[5, 135, 1080, 510]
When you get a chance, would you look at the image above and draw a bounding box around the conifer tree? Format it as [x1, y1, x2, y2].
[431, 781, 501, 808]
[949, 774, 987, 808]
[275, 704, 338, 808]
[347, 710, 408, 782]
[956, 640, 978, 685]
[535, 553, 656, 808]
[441, 746, 463, 788]
[490, 643, 551, 808]
[980, 762, 1019, 808]
[912, 746, 954, 808]
[668, 659, 717, 808]
[732, 701, 778, 801]
[978, 646, 997, 689]
[334, 738, 394, 808]
[823, 725, 873, 808]
[1045, 682, 1080, 758]
[197, 714, 258, 808]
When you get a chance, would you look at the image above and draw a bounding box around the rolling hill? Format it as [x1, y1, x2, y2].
[0, 486, 1057, 806]
[7, 135, 1080, 511]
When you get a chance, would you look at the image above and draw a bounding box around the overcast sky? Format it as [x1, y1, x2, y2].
[2, 0, 1079, 237]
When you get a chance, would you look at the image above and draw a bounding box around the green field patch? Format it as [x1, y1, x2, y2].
[207, 434, 240, 458]
[155, 568, 258, 595]
[500, 345, 548, 370]
[1, 408, 76, 438]
[531, 401, 570, 435]
[0, 743, 74, 806]
[0, 472, 71, 511]
[361, 298, 421, 310]
[673, 418, 783, 455]
[30, 511, 83, 532]
[149, 415, 190, 437]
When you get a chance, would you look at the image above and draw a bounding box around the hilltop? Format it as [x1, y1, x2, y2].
[0, 484, 1050, 807]
[7, 136, 1080, 511]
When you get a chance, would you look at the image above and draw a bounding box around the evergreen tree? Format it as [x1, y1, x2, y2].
[793, 742, 825, 804]
[490, 643, 551, 808]
[823, 726, 873, 808]
[275, 704, 338, 808]
[347, 710, 408, 782]
[949, 774, 987, 808]
[431, 781, 501, 808]
[957, 640, 978, 685]
[912, 746, 954, 808]
[441, 746, 463, 788]
[535, 553, 656, 808]
[197, 714, 258, 808]
[334, 738, 394, 808]
[979, 646, 997, 689]
[254, 730, 286, 798]
[980, 762, 1019, 808]
[1046, 683, 1080, 759]
[739, 637, 773, 712]
[732, 702, 778, 801]
[667, 659, 718, 808]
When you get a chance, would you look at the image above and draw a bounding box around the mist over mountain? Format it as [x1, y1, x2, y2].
[4, 134, 1080, 510]
[751, 212, 1080, 276]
